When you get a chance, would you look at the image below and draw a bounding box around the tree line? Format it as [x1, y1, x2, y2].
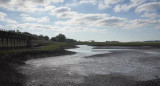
[51, 34, 76, 42]
[1, 30, 76, 42]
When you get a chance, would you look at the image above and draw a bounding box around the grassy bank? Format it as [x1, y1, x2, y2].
[0, 42, 76, 86]
[75, 42, 160, 47]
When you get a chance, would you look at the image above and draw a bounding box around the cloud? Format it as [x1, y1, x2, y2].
[52, 8, 127, 28]
[114, 0, 146, 12]
[0, 12, 7, 20]
[51, 6, 159, 30]
[52, 7, 70, 13]
[1, 0, 159, 33]
[66, 0, 123, 10]
[114, 4, 135, 12]
[50, 7, 78, 18]
[66, 0, 96, 7]
[98, 2, 110, 10]
[54, 9, 160, 30]
[55, 13, 110, 26]
[0, 0, 57, 13]
[79, 0, 96, 5]
[0, 24, 4, 29]
[95, 17, 127, 27]
[135, 2, 160, 19]
[5, 23, 106, 33]
[20, 14, 50, 23]
[141, 13, 160, 19]
[0, 11, 17, 24]
[56, 16, 127, 28]
[135, 2, 160, 13]
[98, 0, 123, 10]
[124, 19, 160, 29]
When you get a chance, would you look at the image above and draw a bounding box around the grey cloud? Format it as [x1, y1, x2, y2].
[96, 17, 127, 26]
[53, 7, 70, 13]
[135, 2, 160, 13]
[0, 0, 62, 12]
[0, 0, 10, 3]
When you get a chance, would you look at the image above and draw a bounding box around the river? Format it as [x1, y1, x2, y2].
[20, 45, 160, 86]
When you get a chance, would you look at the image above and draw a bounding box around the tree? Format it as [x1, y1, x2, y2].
[66, 39, 76, 42]
[51, 37, 57, 41]
[38, 35, 44, 39]
[51, 34, 76, 42]
[43, 36, 49, 40]
[55, 34, 66, 42]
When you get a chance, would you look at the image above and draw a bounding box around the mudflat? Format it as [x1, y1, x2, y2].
[20, 45, 160, 86]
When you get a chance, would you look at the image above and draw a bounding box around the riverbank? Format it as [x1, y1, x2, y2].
[1, 43, 160, 86]
[21, 45, 160, 86]
[0, 42, 76, 86]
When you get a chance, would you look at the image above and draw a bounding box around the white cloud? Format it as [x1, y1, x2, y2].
[114, 4, 135, 12]
[104, 0, 123, 5]
[66, 0, 123, 10]
[51, 7, 126, 28]
[20, 14, 50, 23]
[79, 0, 96, 5]
[16, 5, 55, 13]
[55, 13, 110, 26]
[56, 16, 127, 28]
[95, 17, 127, 27]
[5, 23, 106, 33]
[135, 2, 160, 13]
[66, 0, 96, 7]
[54, 9, 160, 30]
[1, 0, 159, 33]
[135, 2, 160, 19]
[141, 13, 160, 19]
[124, 19, 160, 29]
[0, 25, 4, 29]
[51, 0, 64, 3]
[50, 6, 78, 18]
[0, 0, 57, 13]
[38, 17, 50, 23]
[0, 12, 7, 20]
[50, 6, 159, 30]
[0, 11, 17, 24]
[98, 0, 123, 10]
[98, 2, 110, 10]
[114, 0, 146, 12]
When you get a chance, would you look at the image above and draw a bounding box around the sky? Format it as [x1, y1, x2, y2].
[0, 0, 160, 42]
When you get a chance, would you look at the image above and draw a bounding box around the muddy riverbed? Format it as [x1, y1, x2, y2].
[20, 45, 160, 86]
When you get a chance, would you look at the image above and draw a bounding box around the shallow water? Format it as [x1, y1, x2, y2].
[21, 45, 160, 86]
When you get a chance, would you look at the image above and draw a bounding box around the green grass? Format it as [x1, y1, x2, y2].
[76, 42, 160, 47]
[1, 41, 159, 56]
[0, 42, 76, 56]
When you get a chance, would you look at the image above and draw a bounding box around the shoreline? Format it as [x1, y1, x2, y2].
[1, 44, 160, 86]
[0, 44, 76, 86]
[21, 45, 160, 86]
